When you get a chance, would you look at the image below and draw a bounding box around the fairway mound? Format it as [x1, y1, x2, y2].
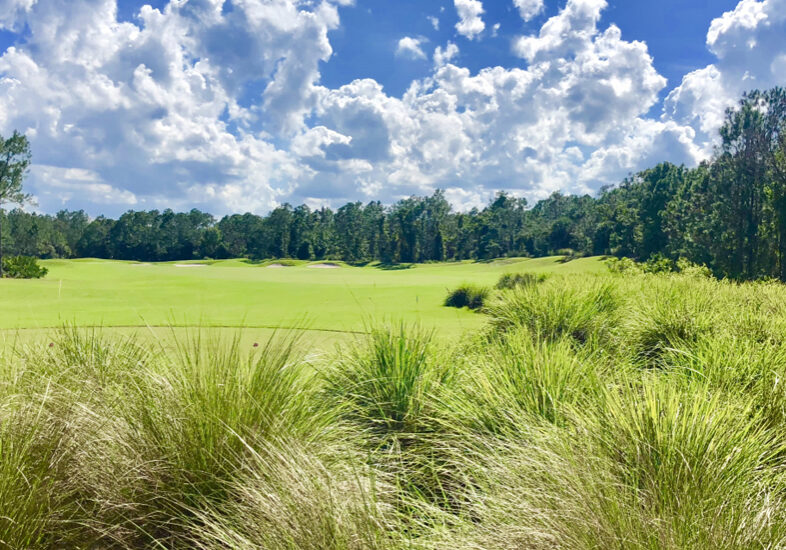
[308, 262, 341, 269]
[267, 263, 293, 269]
[174, 264, 207, 268]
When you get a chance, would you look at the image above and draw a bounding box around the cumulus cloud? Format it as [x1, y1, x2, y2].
[0, 0, 341, 214]
[0, 0, 782, 215]
[427, 15, 439, 30]
[454, 0, 485, 40]
[434, 42, 460, 66]
[299, 0, 701, 206]
[396, 36, 427, 60]
[513, 0, 545, 22]
[663, 0, 786, 153]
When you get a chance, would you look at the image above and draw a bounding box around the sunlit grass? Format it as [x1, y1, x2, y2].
[3, 268, 786, 548]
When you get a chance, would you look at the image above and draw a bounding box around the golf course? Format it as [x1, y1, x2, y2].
[3, 0, 786, 545]
[0, 255, 606, 343]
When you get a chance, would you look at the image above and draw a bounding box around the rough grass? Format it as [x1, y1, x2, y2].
[4, 270, 786, 548]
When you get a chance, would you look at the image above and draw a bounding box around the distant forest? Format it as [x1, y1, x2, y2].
[3, 88, 785, 280]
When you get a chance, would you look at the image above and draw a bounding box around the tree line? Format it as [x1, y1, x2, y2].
[1, 87, 785, 280]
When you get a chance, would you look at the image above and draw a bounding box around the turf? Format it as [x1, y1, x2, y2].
[0, 256, 607, 338]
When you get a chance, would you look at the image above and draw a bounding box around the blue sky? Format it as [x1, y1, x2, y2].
[0, 0, 783, 216]
[320, 0, 739, 97]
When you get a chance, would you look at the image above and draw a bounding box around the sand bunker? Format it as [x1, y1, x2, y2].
[307, 263, 340, 269]
[174, 264, 207, 268]
[266, 263, 292, 268]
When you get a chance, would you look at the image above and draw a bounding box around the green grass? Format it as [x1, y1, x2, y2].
[6, 260, 786, 548]
[0, 256, 607, 338]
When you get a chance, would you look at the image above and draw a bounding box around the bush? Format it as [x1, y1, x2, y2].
[444, 284, 491, 310]
[1, 255, 48, 278]
[642, 253, 675, 273]
[607, 255, 714, 279]
[605, 256, 642, 274]
[495, 272, 546, 290]
[675, 257, 714, 278]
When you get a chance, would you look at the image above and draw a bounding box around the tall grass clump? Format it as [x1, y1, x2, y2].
[323, 325, 468, 509]
[591, 381, 786, 547]
[627, 278, 718, 367]
[120, 331, 329, 527]
[191, 438, 410, 550]
[446, 331, 604, 433]
[485, 277, 619, 346]
[0, 393, 77, 549]
[444, 283, 490, 310]
[326, 324, 447, 443]
[459, 380, 786, 549]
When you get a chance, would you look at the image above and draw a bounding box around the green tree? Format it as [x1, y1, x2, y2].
[0, 131, 32, 277]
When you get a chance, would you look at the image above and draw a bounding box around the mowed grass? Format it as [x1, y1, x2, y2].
[0, 256, 606, 337]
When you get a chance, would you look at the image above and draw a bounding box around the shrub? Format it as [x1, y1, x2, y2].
[495, 272, 546, 290]
[1, 255, 48, 278]
[607, 255, 714, 279]
[444, 284, 490, 310]
[676, 257, 714, 278]
[556, 248, 582, 263]
[642, 253, 675, 273]
[605, 256, 642, 274]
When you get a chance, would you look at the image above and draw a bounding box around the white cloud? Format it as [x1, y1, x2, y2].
[0, 0, 337, 214]
[396, 36, 427, 60]
[31, 165, 138, 206]
[513, 0, 545, 22]
[454, 0, 485, 40]
[663, 0, 786, 153]
[427, 15, 439, 30]
[301, 0, 699, 206]
[0, 0, 783, 215]
[434, 42, 460, 66]
[0, 0, 35, 30]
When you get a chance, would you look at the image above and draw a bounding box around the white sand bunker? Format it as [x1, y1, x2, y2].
[308, 263, 340, 269]
[174, 264, 208, 268]
[267, 263, 293, 268]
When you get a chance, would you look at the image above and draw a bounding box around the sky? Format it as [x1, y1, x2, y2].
[0, 0, 784, 216]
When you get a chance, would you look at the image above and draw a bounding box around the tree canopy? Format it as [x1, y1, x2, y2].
[0, 131, 32, 277]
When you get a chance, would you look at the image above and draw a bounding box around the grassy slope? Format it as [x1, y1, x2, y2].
[0, 257, 606, 335]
